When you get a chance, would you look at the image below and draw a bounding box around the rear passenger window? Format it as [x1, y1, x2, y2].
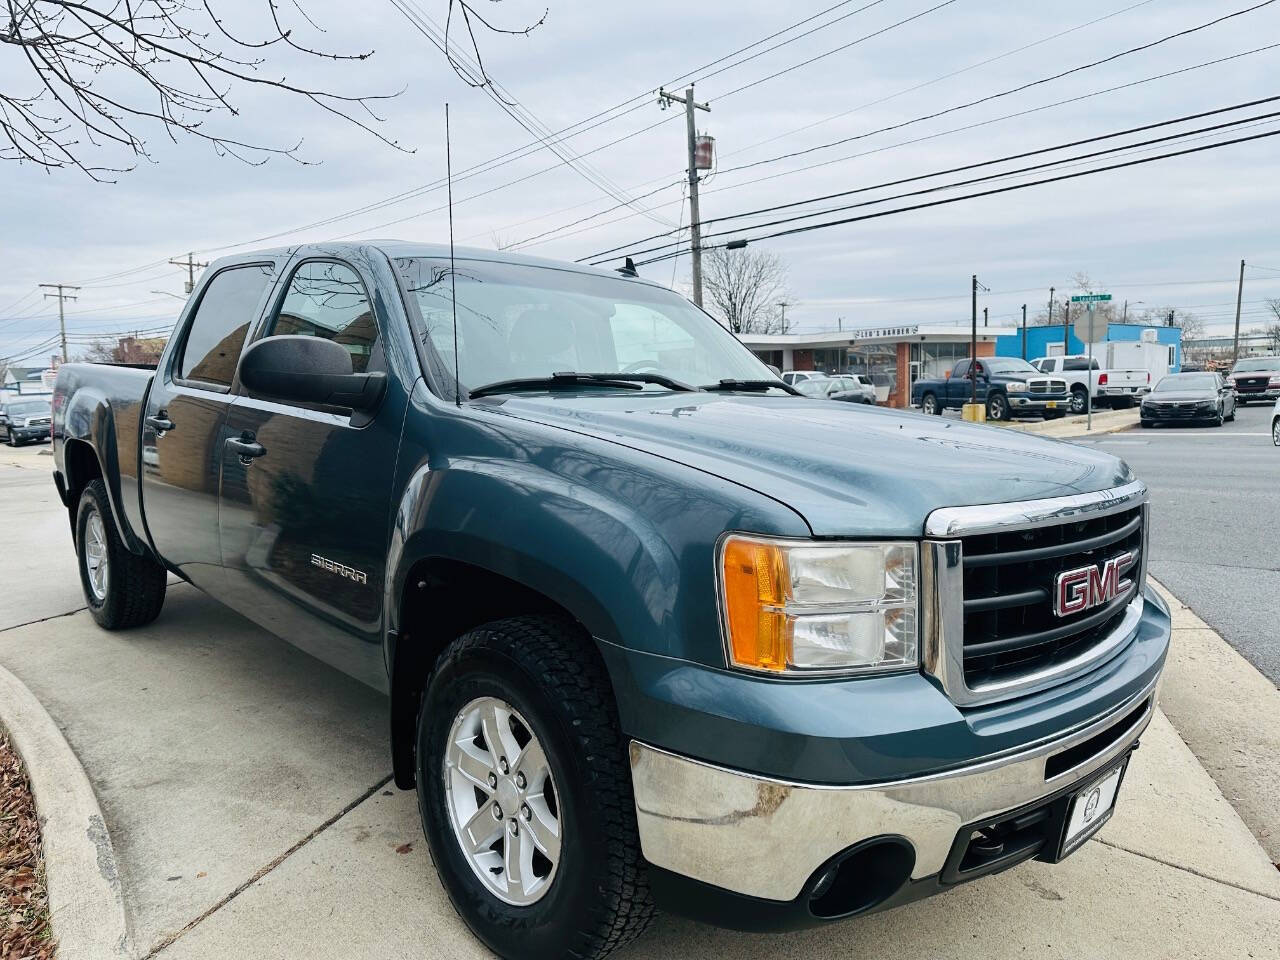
[180, 265, 274, 386]
[268, 262, 378, 373]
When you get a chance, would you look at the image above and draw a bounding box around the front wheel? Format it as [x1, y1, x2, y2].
[1069, 388, 1088, 415]
[76, 479, 167, 629]
[987, 393, 1009, 421]
[1272, 417, 1280, 446]
[5, 428, 16, 447]
[417, 616, 653, 960]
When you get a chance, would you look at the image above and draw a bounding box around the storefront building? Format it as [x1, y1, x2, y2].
[739, 325, 1014, 408]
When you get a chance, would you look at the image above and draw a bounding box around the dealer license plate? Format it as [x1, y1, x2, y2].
[1060, 761, 1125, 858]
[1045, 400, 1057, 409]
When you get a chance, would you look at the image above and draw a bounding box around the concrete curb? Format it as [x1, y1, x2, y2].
[0, 663, 133, 960]
[1150, 578, 1280, 864]
[996, 407, 1139, 439]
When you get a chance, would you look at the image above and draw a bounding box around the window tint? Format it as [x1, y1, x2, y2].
[270, 262, 378, 373]
[180, 265, 274, 386]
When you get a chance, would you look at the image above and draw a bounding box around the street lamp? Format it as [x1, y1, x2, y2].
[1122, 299, 1144, 322]
[150, 290, 187, 300]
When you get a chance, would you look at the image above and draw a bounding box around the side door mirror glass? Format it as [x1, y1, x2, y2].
[238, 335, 386, 411]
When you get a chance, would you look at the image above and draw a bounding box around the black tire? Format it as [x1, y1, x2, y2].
[5, 427, 17, 447]
[1272, 417, 1280, 446]
[1114, 396, 1134, 410]
[417, 616, 653, 960]
[76, 479, 167, 629]
[986, 393, 1009, 421]
[1069, 388, 1088, 415]
[920, 392, 941, 416]
[1043, 411, 1065, 420]
[1226, 405, 1236, 422]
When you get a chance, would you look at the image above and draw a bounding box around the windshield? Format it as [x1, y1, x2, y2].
[1232, 357, 1280, 372]
[394, 258, 774, 394]
[1153, 374, 1216, 393]
[984, 358, 1038, 374]
[6, 401, 49, 416]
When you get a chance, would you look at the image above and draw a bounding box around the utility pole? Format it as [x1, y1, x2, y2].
[169, 252, 209, 295]
[1063, 300, 1072, 354]
[1021, 304, 1028, 359]
[983, 306, 988, 327]
[658, 86, 711, 307]
[970, 274, 978, 407]
[1232, 258, 1245, 363]
[775, 298, 798, 334]
[1047, 286, 1055, 325]
[39, 284, 80, 363]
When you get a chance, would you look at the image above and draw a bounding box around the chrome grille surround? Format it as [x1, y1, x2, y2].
[922, 480, 1149, 707]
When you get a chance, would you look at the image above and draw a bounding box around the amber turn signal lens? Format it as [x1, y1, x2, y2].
[721, 537, 789, 671]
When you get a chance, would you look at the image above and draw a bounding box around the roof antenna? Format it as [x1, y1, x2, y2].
[446, 102, 461, 407]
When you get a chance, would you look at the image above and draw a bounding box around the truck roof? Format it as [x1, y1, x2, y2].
[206, 241, 663, 289]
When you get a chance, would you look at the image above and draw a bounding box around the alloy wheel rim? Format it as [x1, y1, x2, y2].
[1273, 419, 1280, 446]
[923, 396, 935, 414]
[443, 696, 562, 906]
[84, 509, 109, 601]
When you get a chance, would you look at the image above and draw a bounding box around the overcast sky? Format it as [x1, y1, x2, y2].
[4, 0, 1280, 364]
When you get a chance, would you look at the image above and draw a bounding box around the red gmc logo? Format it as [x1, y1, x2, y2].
[1054, 552, 1135, 618]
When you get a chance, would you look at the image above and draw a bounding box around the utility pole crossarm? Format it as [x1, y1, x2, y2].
[40, 283, 80, 363]
[170, 253, 210, 295]
[658, 86, 711, 308]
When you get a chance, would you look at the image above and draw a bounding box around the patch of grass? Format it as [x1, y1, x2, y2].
[1, 729, 55, 959]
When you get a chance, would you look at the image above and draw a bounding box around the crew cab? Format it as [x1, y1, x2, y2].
[51, 243, 1169, 959]
[911, 357, 1069, 420]
[1031, 355, 1149, 413]
[1226, 355, 1280, 404]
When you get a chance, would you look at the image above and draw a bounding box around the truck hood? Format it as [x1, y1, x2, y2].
[487, 393, 1134, 536]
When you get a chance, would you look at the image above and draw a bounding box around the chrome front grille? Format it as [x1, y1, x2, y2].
[1028, 379, 1067, 394]
[923, 481, 1149, 706]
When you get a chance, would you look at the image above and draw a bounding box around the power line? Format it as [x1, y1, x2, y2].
[515, 42, 1280, 257]
[627, 125, 1280, 267]
[586, 96, 1280, 263]
[716, 0, 1280, 178]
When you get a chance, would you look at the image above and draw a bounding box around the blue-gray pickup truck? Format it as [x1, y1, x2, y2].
[51, 243, 1168, 959]
[912, 357, 1070, 420]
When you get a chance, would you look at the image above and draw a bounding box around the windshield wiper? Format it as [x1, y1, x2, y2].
[467, 371, 697, 399]
[700, 378, 800, 395]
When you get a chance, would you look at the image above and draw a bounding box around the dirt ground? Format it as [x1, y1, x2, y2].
[1, 729, 53, 960]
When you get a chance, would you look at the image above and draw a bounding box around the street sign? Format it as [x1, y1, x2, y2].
[1073, 313, 1109, 343]
[1070, 293, 1112, 303]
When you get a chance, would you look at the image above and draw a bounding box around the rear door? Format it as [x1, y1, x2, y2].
[141, 261, 280, 591]
[217, 256, 407, 689]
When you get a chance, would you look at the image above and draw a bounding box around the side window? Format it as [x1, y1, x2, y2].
[269, 262, 379, 373]
[954, 360, 970, 378]
[179, 265, 274, 386]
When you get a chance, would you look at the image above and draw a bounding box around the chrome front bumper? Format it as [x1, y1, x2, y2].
[629, 671, 1157, 903]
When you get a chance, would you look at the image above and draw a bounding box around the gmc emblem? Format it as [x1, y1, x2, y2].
[1053, 551, 1135, 618]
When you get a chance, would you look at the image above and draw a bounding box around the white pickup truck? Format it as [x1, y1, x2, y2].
[1031, 355, 1149, 413]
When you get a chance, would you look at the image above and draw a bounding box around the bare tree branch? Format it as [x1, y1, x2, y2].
[0, 0, 440, 177]
[702, 247, 792, 335]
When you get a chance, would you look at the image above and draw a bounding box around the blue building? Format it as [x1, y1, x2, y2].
[995, 323, 1182, 374]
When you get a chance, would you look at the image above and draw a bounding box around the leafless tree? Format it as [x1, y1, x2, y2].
[702, 247, 791, 335]
[1134, 305, 1204, 345]
[0, 0, 543, 178]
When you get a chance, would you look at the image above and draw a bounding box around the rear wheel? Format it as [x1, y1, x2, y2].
[986, 393, 1009, 421]
[417, 616, 653, 960]
[920, 392, 940, 416]
[76, 479, 167, 629]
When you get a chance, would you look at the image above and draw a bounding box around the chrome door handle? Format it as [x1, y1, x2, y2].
[225, 435, 266, 465]
[145, 414, 174, 433]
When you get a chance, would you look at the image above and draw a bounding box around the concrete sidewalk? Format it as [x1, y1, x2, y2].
[996, 406, 1140, 439]
[1, 440, 1277, 959]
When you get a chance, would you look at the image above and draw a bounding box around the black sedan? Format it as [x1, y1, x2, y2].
[1140, 372, 1236, 428]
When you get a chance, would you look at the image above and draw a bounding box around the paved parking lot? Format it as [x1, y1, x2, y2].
[1073, 401, 1280, 683]
[1, 438, 1277, 959]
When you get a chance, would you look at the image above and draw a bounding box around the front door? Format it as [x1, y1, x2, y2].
[217, 258, 405, 689]
[141, 262, 279, 591]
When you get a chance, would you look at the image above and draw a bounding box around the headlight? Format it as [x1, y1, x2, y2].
[718, 536, 918, 675]
[1196, 400, 1214, 408]
[1005, 382, 1028, 393]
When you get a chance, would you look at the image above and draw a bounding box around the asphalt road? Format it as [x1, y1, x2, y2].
[1072, 401, 1280, 686]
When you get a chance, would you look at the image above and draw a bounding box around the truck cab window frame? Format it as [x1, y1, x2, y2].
[172, 262, 277, 393]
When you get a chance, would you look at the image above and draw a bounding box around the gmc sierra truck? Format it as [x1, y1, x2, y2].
[910, 357, 1070, 420]
[52, 243, 1169, 959]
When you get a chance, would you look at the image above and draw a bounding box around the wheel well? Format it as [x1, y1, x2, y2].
[390, 557, 585, 789]
[1071, 383, 1088, 393]
[62, 439, 103, 534]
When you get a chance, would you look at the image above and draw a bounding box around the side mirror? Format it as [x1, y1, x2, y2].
[238, 336, 386, 411]
[766, 363, 781, 376]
